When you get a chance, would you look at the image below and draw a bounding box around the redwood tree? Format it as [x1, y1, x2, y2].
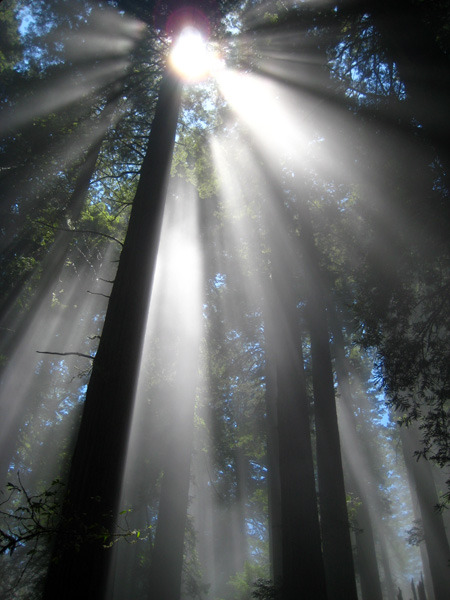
[44, 71, 182, 599]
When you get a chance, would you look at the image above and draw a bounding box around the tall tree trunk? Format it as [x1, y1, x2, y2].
[298, 200, 358, 600]
[377, 530, 397, 600]
[264, 195, 327, 600]
[263, 324, 283, 586]
[307, 299, 357, 600]
[147, 373, 198, 600]
[330, 308, 383, 600]
[44, 71, 182, 600]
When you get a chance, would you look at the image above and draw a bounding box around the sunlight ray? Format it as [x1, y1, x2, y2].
[0, 61, 130, 137]
[0, 247, 116, 478]
[0, 104, 123, 223]
[109, 177, 204, 598]
[1, 1, 447, 597]
[215, 68, 311, 165]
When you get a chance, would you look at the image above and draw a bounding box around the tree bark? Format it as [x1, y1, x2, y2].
[44, 71, 182, 600]
[330, 308, 383, 600]
[263, 321, 283, 586]
[264, 194, 327, 600]
[299, 200, 358, 600]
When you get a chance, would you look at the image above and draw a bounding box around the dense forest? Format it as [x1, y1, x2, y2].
[0, 1, 449, 599]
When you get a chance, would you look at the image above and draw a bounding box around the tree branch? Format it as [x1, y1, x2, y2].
[36, 351, 94, 360]
[35, 220, 124, 247]
[87, 290, 111, 299]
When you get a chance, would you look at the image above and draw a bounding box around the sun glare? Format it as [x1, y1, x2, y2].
[169, 26, 212, 82]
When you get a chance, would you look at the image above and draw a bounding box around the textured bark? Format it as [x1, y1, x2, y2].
[44, 71, 182, 599]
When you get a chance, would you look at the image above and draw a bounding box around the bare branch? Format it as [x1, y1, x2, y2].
[87, 290, 111, 299]
[36, 351, 94, 360]
[35, 220, 124, 247]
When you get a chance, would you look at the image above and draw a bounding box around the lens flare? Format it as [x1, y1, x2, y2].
[169, 26, 211, 82]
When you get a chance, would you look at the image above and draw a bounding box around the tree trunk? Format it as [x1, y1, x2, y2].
[44, 71, 182, 600]
[307, 300, 357, 600]
[364, 0, 450, 161]
[299, 200, 358, 600]
[264, 196, 327, 600]
[377, 529, 397, 600]
[330, 308, 383, 600]
[147, 377, 197, 600]
[263, 323, 283, 586]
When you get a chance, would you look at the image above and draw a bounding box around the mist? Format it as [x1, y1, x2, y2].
[0, 1, 448, 599]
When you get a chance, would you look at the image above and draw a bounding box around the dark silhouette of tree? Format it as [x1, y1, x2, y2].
[43, 70, 182, 599]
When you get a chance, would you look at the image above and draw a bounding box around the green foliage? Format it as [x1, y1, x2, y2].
[252, 579, 280, 600]
[0, 0, 22, 73]
[182, 516, 210, 599]
[0, 471, 152, 599]
[0, 473, 152, 558]
[0, 473, 64, 557]
[225, 561, 271, 600]
[172, 84, 223, 198]
[346, 492, 363, 534]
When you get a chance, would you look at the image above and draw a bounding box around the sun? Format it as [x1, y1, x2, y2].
[169, 26, 212, 82]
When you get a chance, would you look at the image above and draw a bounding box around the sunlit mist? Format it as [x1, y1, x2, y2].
[1, 1, 448, 599]
[109, 178, 203, 599]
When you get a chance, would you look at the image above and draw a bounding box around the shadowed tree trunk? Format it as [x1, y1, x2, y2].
[298, 197, 358, 600]
[44, 71, 182, 600]
[330, 308, 383, 600]
[264, 186, 327, 600]
[307, 297, 357, 600]
[263, 324, 283, 586]
[417, 576, 427, 600]
[241, 131, 327, 598]
[266, 287, 327, 600]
